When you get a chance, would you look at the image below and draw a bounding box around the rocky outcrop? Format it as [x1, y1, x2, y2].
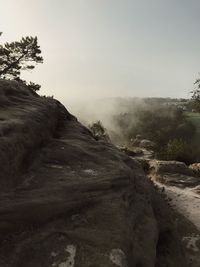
[0, 80, 186, 267]
[131, 135, 155, 150]
[148, 160, 200, 267]
[117, 146, 142, 157]
[149, 160, 200, 187]
[139, 139, 155, 149]
[0, 80, 75, 190]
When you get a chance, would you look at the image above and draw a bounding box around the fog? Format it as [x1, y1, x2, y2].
[1, 0, 200, 101]
[65, 96, 191, 150]
[65, 97, 155, 145]
[66, 97, 142, 123]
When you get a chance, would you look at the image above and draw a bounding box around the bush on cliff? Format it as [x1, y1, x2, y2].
[89, 120, 110, 142]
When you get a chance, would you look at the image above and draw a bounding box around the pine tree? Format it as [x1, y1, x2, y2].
[0, 34, 43, 91]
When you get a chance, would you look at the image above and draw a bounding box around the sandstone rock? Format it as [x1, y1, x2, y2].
[118, 146, 143, 157]
[139, 139, 156, 149]
[0, 80, 186, 267]
[149, 160, 200, 187]
[192, 185, 200, 195]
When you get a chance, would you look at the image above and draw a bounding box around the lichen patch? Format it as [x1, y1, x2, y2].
[109, 249, 127, 267]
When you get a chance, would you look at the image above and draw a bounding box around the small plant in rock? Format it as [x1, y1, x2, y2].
[89, 121, 110, 142]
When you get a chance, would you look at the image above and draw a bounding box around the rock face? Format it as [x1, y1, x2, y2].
[0, 80, 74, 190]
[149, 160, 200, 187]
[0, 80, 186, 267]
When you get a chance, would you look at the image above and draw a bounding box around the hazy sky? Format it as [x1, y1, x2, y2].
[0, 0, 200, 102]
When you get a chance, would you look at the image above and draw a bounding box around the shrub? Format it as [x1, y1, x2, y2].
[157, 139, 195, 164]
[89, 121, 110, 142]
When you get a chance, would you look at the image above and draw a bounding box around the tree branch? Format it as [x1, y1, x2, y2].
[0, 50, 27, 76]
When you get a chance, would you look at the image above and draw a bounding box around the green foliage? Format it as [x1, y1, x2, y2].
[191, 76, 200, 112]
[157, 138, 200, 164]
[158, 139, 190, 162]
[89, 120, 105, 134]
[89, 121, 110, 141]
[113, 104, 197, 163]
[14, 77, 41, 92]
[175, 122, 195, 141]
[135, 107, 184, 146]
[113, 105, 192, 146]
[0, 34, 43, 91]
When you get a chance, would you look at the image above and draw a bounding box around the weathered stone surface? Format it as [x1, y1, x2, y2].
[192, 185, 200, 195]
[139, 139, 155, 149]
[0, 81, 186, 267]
[149, 160, 200, 187]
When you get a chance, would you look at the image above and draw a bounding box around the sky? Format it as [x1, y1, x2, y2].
[0, 0, 200, 104]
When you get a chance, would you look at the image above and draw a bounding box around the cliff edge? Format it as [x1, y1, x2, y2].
[0, 80, 186, 267]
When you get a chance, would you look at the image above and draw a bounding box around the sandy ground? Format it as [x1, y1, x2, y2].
[132, 145, 200, 265]
[162, 185, 200, 231]
[155, 181, 200, 267]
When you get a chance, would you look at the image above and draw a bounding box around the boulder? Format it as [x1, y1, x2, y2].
[118, 146, 144, 157]
[139, 139, 156, 149]
[149, 160, 200, 187]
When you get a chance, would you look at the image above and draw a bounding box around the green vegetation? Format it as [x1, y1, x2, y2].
[0, 33, 43, 91]
[190, 75, 200, 112]
[89, 121, 110, 141]
[184, 112, 200, 161]
[157, 139, 196, 163]
[185, 112, 200, 135]
[113, 103, 197, 164]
